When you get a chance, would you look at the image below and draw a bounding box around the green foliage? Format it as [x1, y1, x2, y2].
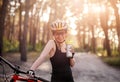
[35, 42, 44, 52]
[3, 37, 45, 53]
[102, 56, 120, 67]
[96, 47, 107, 56]
[99, 48, 120, 68]
[111, 50, 119, 56]
[27, 44, 34, 51]
[28, 42, 45, 52]
[3, 38, 19, 52]
[75, 48, 83, 52]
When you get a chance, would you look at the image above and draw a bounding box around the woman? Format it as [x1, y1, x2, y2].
[29, 19, 75, 82]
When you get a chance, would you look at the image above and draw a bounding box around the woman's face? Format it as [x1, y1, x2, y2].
[53, 30, 67, 43]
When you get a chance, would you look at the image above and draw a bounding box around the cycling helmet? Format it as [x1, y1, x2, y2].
[50, 19, 68, 31]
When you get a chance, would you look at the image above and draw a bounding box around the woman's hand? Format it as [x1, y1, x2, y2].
[70, 58, 75, 67]
[70, 46, 75, 58]
[27, 70, 35, 78]
[69, 46, 75, 67]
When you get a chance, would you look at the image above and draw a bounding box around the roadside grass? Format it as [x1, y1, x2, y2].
[96, 48, 120, 68]
[101, 56, 120, 68]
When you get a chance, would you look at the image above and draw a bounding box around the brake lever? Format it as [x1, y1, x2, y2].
[14, 65, 20, 74]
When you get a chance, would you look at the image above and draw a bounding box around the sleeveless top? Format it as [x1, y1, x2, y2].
[50, 41, 74, 82]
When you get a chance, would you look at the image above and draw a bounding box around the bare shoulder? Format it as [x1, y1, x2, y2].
[48, 39, 54, 43]
[47, 40, 55, 45]
[46, 40, 55, 47]
[47, 40, 56, 57]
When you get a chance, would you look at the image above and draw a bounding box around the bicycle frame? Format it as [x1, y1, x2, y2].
[10, 74, 37, 82]
[0, 56, 49, 82]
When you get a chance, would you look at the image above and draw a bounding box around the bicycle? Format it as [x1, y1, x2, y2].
[0, 56, 50, 82]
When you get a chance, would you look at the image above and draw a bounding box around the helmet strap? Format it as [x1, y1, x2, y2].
[55, 39, 65, 44]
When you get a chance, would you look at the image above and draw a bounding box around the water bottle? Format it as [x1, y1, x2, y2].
[66, 40, 73, 58]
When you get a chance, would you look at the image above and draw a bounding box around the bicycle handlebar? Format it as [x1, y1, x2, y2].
[0, 56, 50, 82]
[0, 56, 24, 73]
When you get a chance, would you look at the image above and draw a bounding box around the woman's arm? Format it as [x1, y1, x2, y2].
[30, 40, 54, 70]
[70, 58, 75, 67]
[69, 47, 75, 67]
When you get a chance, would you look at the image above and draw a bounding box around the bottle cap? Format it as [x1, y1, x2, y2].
[66, 37, 73, 44]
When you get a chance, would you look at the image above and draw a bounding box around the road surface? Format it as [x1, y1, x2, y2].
[72, 52, 120, 82]
[0, 52, 120, 82]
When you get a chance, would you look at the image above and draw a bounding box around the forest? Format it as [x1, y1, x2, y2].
[0, 0, 120, 67]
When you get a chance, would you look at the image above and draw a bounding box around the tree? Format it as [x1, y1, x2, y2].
[100, 4, 111, 56]
[0, 0, 9, 56]
[20, 0, 30, 61]
[110, 0, 120, 54]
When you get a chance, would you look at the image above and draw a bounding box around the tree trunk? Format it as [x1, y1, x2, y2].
[9, 15, 15, 42]
[42, 23, 47, 44]
[113, 6, 120, 54]
[32, 15, 39, 50]
[19, 0, 22, 53]
[100, 5, 111, 56]
[29, 17, 34, 50]
[46, 22, 51, 41]
[109, 0, 120, 56]
[104, 30, 111, 56]
[91, 25, 96, 53]
[20, 0, 30, 61]
[0, 0, 9, 56]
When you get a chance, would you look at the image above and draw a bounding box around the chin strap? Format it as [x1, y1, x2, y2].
[55, 39, 65, 44]
[54, 40, 66, 50]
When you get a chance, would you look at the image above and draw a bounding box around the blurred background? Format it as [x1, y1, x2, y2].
[0, 0, 120, 73]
